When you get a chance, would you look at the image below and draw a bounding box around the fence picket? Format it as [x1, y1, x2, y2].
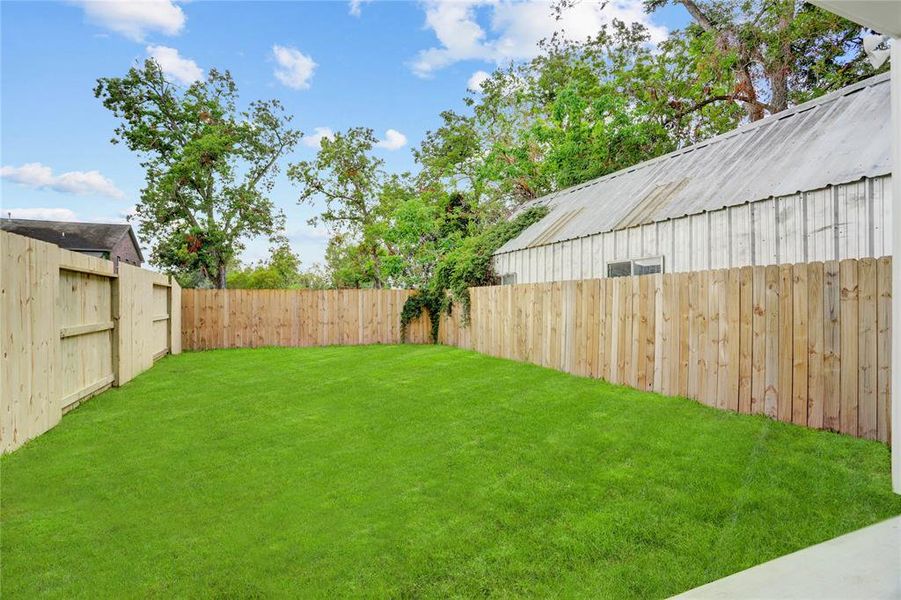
[792, 263, 808, 426]
[807, 262, 825, 429]
[778, 265, 794, 423]
[876, 257, 892, 443]
[823, 260, 842, 431]
[738, 267, 753, 414]
[840, 259, 859, 436]
[750, 266, 766, 414]
[858, 258, 878, 440]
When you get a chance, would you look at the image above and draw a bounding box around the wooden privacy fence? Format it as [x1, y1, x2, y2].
[1, 231, 182, 453]
[181, 289, 432, 350]
[181, 259, 892, 443]
[438, 257, 892, 443]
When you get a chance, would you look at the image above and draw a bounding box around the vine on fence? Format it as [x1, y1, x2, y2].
[400, 205, 549, 343]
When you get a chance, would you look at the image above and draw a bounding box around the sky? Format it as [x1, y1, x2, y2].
[1, 0, 688, 267]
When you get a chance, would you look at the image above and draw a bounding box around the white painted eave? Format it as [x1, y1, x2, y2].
[808, 0, 901, 38]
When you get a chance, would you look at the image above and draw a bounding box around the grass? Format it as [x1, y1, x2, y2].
[2, 345, 899, 598]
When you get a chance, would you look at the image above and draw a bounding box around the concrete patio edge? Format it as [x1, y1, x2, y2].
[671, 516, 901, 599]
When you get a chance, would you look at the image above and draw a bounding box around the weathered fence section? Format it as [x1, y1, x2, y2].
[1, 231, 182, 453]
[181, 289, 432, 350]
[438, 257, 892, 443]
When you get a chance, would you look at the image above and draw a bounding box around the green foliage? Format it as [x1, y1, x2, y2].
[322, 234, 382, 289]
[478, 22, 677, 202]
[3, 346, 899, 597]
[399, 287, 446, 344]
[288, 128, 394, 289]
[438, 205, 549, 317]
[382, 189, 479, 291]
[639, 0, 885, 127]
[226, 243, 328, 289]
[281, 1, 877, 301]
[94, 60, 300, 288]
[401, 205, 548, 342]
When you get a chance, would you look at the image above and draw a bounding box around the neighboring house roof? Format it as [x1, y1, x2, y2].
[497, 72, 892, 255]
[0, 218, 145, 263]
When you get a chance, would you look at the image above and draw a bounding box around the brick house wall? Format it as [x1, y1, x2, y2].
[111, 234, 142, 267]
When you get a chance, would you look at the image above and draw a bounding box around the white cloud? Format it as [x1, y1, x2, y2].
[348, 0, 372, 17]
[289, 223, 330, 243]
[120, 204, 139, 220]
[272, 45, 317, 90]
[73, 0, 185, 42]
[146, 45, 203, 85]
[302, 127, 335, 149]
[411, 0, 668, 77]
[3, 208, 79, 221]
[375, 129, 408, 151]
[467, 69, 490, 92]
[1, 163, 126, 200]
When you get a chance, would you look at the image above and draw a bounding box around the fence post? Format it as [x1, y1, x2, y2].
[111, 272, 122, 387]
[170, 277, 182, 355]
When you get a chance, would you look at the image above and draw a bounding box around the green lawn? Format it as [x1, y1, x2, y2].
[2, 345, 899, 598]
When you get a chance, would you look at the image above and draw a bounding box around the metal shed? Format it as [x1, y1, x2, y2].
[493, 73, 893, 284]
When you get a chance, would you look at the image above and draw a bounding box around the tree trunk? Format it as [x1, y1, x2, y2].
[769, 70, 789, 114]
[737, 65, 766, 121]
[217, 263, 227, 289]
[679, 0, 716, 31]
[370, 245, 383, 289]
[768, 6, 794, 115]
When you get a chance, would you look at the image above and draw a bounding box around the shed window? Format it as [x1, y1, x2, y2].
[607, 261, 632, 278]
[500, 273, 517, 285]
[607, 256, 663, 278]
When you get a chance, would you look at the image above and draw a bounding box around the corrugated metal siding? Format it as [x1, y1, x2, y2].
[498, 73, 891, 255]
[495, 176, 892, 284]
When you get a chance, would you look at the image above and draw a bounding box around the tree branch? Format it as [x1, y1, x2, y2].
[678, 0, 717, 31]
[665, 93, 774, 124]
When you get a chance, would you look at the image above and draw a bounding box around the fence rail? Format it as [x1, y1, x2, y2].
[438, 258, 892, 443]
[181, 289, 432, 350]
[1, 231, 181, 453]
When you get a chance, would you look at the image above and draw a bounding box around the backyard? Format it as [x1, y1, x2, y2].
[2, 345, 899, 598]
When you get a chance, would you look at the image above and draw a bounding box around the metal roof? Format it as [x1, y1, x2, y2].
[497, 73, 892, 255]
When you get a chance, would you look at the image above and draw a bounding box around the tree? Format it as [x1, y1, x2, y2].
[381, 188, 478, 290]
[321, 235, 380, 289]
[226, 242, 321, 289]
[400, 204, 549, 342]
[288, 128, 393, 288]
[406, 20, 681, 215]
[413, 111, 490, 208]
[641, 0, 886, 123]
[296, 1, 882, 297]
[95, 60, 300, 287]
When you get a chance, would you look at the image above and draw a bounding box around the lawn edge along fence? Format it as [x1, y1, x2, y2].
[184, 257, 892, 444]
[1, 231, 182, 453]
[436, 258, 893, 444]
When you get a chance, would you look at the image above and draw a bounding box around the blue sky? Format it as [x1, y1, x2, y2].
[1, 0, 687, 266]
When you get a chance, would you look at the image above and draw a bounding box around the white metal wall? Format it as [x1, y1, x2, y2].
[494, 175, 893, 283]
